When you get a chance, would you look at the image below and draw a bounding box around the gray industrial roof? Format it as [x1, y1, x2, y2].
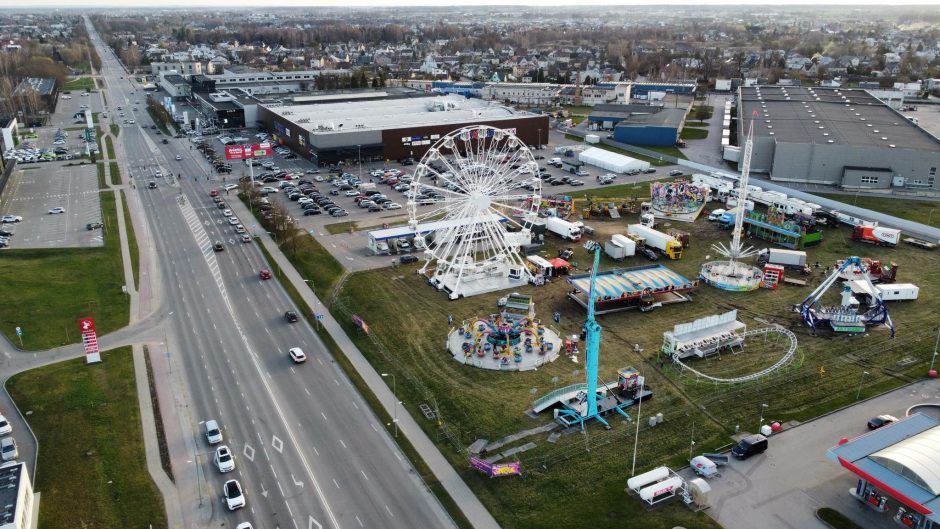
[613, 107, 687, 129]
[0, 462, 25, 524]
[265, 95, 529, 135]
[739, 86, 939, 150]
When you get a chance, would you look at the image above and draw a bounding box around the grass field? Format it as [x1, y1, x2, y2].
[816, 193, 940, 229]
[314, 198, 940, 528]
[146, 107, 171, 136]
[97, 162, 107, 189]
[324, 220, 358, 234]
[105, 136, 115, 160]
[0, 192, 129, 349]
[7, 346, 168, 529]
[817, 507, 864, 529]
[110, 123, 119, 137]
[62, 77, 96, 91]
[109, 161, 122, 185]
[121, 190, 140, 290]
[680, 127, 709, 140]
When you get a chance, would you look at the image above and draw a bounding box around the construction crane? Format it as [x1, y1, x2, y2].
[795, 256, 895, 337]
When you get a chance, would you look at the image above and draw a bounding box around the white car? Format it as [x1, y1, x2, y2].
[214, 445, 236, 472]
[236, 523, 253, 529]
[289, 347, 307, 363]
[0, 415, 11, 436]
[384, 202, 402, 210]
[234, 225, 246, 234]
[1, 215, 22, 223]
[222, 209, 233, 217]
[240, 234, 252, 243]
[228, 217, 239, 225]
[344, 190, 360, 197]
[0, 438, 16, 461]
[205, 420, 223, 445]
[223, 479, 245, 510]
[224, 184, 238, 191]
[260, 186, 278, 194]
[175, 155, 182, 161]
[127, 119, 135, 124]
[49, 207, 65, 214]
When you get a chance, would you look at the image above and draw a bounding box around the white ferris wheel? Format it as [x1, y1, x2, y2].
[409, 125, 541, 299]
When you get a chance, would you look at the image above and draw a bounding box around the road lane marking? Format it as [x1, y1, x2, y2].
[385, 504, 394, 518]
[370, 424, 378, 432]
[277, 481, 285, 497]
[355, 515, 363, 527]
[304, 387, 311, 396]
[272, 435, 284, 453]
[332, 479, 340, 489]
[360, 469, 369, 481]
[320, 412, 327, 421]
[339, 439, 346, 449]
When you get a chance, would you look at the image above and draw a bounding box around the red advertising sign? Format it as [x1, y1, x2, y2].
[225, 142, 273, 160]
[78, 317, 96, 334]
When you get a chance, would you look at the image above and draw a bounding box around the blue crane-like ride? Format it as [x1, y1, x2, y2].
[795, 256, 895, 338]
[555, 243, 648, 430]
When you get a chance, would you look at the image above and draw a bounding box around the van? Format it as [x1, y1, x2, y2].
[731, 434, 768, 459]
[707, 209, 727, 221]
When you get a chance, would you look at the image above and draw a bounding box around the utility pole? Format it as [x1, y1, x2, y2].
[381, 373, 398, 438]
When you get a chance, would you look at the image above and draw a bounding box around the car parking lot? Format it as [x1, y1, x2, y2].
[0, 162, 103, 249]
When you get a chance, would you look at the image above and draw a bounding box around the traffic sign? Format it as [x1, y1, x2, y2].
[315, 314, 324, 321]
[14, 327, 21, 337]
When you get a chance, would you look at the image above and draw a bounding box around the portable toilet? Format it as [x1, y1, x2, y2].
[688, 478, 711, 508]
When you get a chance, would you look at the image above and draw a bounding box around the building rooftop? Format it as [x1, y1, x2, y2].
[591, 103, 667, 120]
[612, 107, 687, 129]
[14, 77, 55, 97]
[265, 95, 531, 135]
[739, 86, 940, 150]
[163, 74, 187, 85]
[0, 462, 24, 524]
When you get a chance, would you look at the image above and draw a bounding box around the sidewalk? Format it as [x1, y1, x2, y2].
[229, 198, 501, 529]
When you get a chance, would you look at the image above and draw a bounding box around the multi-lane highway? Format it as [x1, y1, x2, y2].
[85, 17, 455, 529]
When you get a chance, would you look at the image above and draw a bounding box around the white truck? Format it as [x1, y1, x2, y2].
[546, 217, 583, 241]
[357, 182, 377, 192]
[627, 224, 682, 259]
[756, 248, 807, 269]
[585, 134, 600, 144]
[604, 234, 637, 260]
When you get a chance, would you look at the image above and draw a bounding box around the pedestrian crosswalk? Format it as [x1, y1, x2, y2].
[179, 197, 229, 307]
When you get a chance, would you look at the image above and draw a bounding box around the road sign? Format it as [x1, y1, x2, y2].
[315, 313, 324, 321]
[14, 327, 21, 337]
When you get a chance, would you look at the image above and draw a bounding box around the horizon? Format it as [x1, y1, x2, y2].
[6, 0, 940, 8]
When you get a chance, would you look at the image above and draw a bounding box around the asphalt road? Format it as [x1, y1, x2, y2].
[86, 17, 454, 529]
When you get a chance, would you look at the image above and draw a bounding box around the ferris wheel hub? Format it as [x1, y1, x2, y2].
[469, 191, 491, 213]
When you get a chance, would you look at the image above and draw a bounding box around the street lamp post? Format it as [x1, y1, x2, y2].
[856, 371, 870, 400]
[381, 373, 398, 438]
[758, 403, 768, 432]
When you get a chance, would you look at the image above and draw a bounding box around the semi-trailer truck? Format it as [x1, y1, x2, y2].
[546, 217, 583, 241]
[627, 224, 683, 259]
[851, 225, 901, 247]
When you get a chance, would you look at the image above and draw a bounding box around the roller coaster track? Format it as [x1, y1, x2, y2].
[671, 326, 799, 384]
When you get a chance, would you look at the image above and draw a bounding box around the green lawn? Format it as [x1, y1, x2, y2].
[318, 202, 940, 529]
[109, 161, 122, 186]
[97, 162, 107, 189]
[105, 136, 115, 160]
[0, 192, 129, 349]
[110, 123, 119, 137]
[324, 221, 359, 234]
[7, 346, 167, 529]
[815, 193, 940, 229]
[817, 508, 864, 529]
[121, 190, 140, 290]
[146, 107, 171, 136]
[680, 127, 709, 140]
[62, 77, 96, 91]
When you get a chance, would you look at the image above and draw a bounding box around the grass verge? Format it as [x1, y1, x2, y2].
[0, 192, 129, 349]
[105, 136, 115, 160]
[255, 241, 474, 529]
[681, 127, 709, 140]
[143, 345, 173, 482]
[324, 220, 359, 234]
[146, 107, 171, 136]
[120, 190, 140, 290]
[97, 162, 107, 189]
[815, 193, 940, 229]
[817, 507, 864, 529]
[62, 76, 96, 91]
[7, 346, 168, 529]
[109, 123, 119, 137]
[109, 161, 122, 186]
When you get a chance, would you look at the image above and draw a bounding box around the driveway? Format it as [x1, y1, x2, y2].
[682, 379, 940, 529]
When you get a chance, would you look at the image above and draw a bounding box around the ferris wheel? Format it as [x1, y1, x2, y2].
[409, 125, 541, 299]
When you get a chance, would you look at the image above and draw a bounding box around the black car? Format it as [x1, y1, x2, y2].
[639, 247, 659, 261]
[86, 221, 103, 230]
[400, 255, 419, 264]
[303, 208, 322, 216]
[288, 193, 302, 201]
[148, 181, 157, 189]
[161, 139, 169, 144]
[0, 229, 13, 237]
[367, 205, 382, 212]
[213, 241, 224, 252]
[868, 415, 899, 429]
[284, 311, 299, 323]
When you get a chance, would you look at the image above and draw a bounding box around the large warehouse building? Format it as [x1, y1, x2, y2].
[738, 86, 940, 191]
[258, 94, 550, 165]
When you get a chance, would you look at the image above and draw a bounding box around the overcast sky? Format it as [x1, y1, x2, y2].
[10, 0, 940, 7]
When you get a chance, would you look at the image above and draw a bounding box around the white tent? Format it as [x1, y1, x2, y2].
[578, 147, 650, 174]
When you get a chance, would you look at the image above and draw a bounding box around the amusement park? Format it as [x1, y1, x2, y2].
[321, 123, 940, 529]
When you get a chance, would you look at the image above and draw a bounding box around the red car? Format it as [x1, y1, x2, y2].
[210, 190, 220, 197]
[259, 269, 273, 280]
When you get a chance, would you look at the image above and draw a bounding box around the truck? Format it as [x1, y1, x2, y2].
[852, 225, 900, 247]
[756, 248, 807, 269]
[627, 224, 683, 259]
[604, 234, 637, 260]
[546, 217, 583, 241]
[585, 134, 600, 144]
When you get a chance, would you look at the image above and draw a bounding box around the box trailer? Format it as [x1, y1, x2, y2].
[848, 280, 919, 302]
[546, 217, 583, 241]
[604, 234, 637, 260]
[756, 248, 807, 268]
[852, 225, 901, 247]
[627, 224, 682, 259]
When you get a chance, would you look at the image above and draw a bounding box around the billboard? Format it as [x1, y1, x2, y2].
[78, 317, 101, 364]
[225, 143, 273, 160]
[469, 455, 520, 478]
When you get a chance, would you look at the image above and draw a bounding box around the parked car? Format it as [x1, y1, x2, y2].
[205, 420, 223, 444]
[49, 207, 65, 214]
[0, 415, 12, 436]
[86, 221, 103, 230]
[668, 170, 684, 176]
[1, 215, 22, 223]
[0, 437, 16, 461]
[223, 479, 246, 510]
[400, 255, 419, 264]
[214, 445, 236, 472]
